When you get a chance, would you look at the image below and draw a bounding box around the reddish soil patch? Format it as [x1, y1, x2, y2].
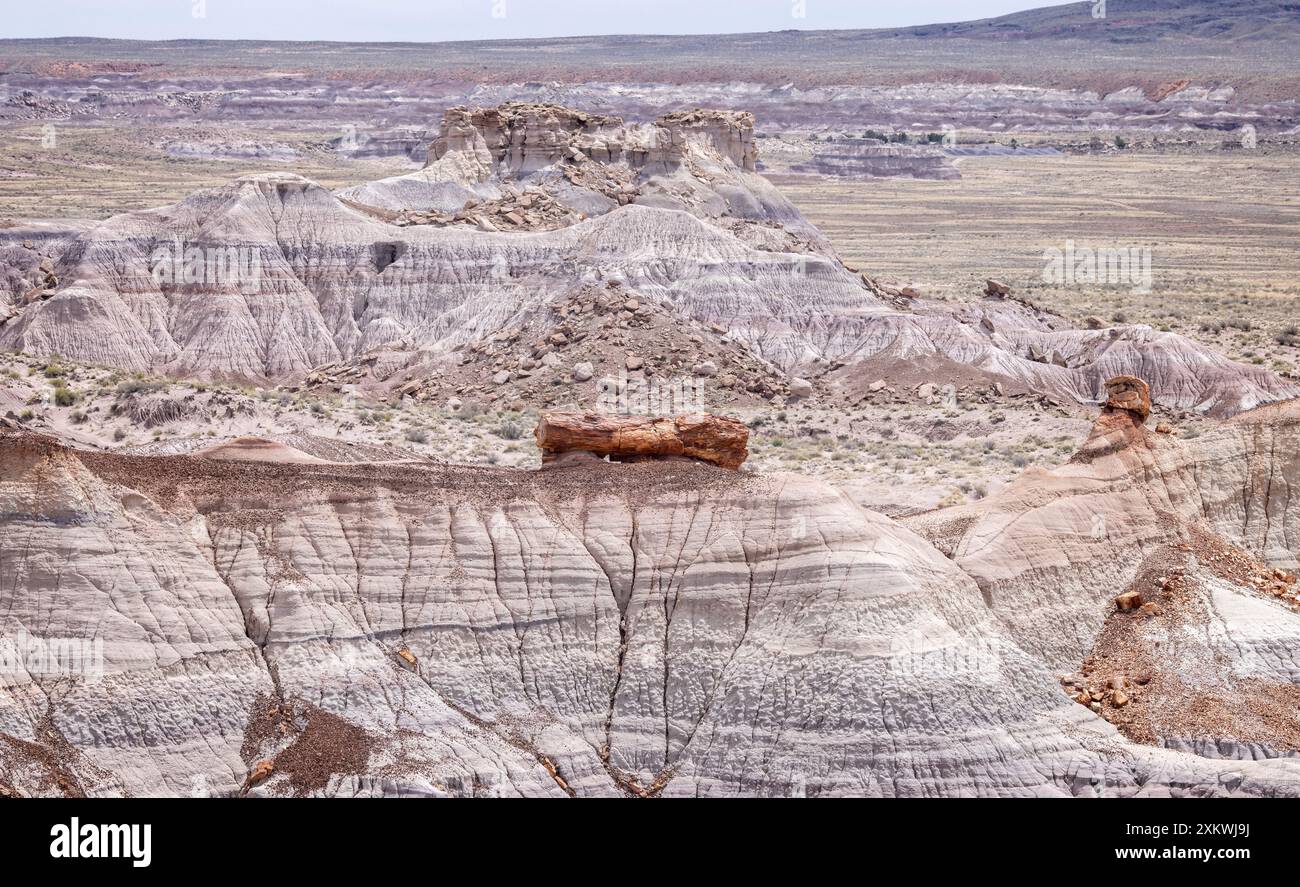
[1064, 531, 1300, 754]
[272, 706, 375, 796]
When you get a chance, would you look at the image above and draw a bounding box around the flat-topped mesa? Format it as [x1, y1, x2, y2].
[425, 103, 758, 175]
[651, 109, 757, 171]
[428, 103, 626, 173]
[535, 411, 749, 470]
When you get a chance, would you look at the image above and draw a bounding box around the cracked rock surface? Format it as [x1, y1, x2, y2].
[1, 104, 1295, 417]
[3, 414, 1300, 796]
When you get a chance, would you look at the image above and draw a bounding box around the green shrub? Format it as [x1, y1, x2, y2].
[116, 377, 162, 396]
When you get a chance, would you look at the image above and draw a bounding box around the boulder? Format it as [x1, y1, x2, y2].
[788, 377, 813, 399]
[1115, 591, 1143, 611]
[1104, 375, 1152, 421]
[573, 362, 594, 382]
[535, 411, 749, 469]
[985, 279, 1011, 297]
[247, 759, 274, 786]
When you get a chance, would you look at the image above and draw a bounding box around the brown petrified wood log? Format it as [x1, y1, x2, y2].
[535, 411, 749, 469]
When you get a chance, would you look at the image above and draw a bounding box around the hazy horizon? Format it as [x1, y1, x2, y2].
[4, 0, 1069, 42]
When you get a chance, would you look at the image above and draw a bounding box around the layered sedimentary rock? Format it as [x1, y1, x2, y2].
[1, 103, 1295, 415]
[3, 407, 1300, 797]
[775, 139, 961, 180]
[907, 395, 1300, 759]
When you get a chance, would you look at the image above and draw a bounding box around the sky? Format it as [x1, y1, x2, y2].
[3, 0, 1063, 42]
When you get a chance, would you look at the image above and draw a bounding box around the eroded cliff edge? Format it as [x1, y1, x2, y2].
[2, 397, 1300, 797]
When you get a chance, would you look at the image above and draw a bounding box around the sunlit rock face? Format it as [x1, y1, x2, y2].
[2, 103, 1296, 414]
[2, 416, 1300, 797]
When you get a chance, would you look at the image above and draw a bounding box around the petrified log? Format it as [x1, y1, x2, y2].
[535, 411, 749, 469]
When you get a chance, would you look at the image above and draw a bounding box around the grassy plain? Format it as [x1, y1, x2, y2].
[776, 151, 1300, 370]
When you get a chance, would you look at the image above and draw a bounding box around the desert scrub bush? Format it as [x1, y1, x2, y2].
[405, 428, 429, 444]
[113, 427, 127, 442]
[69, 410, 87, 424]
[455, 400, 484, 421]
[1275, 325, 1299, 347]
[53, 385, 76, 407]
[495, 419, 525, 440]
[938, 488, 965, 508]
[116, 376, 162, 396]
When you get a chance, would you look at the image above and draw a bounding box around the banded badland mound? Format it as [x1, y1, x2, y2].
[1, 103, 1294, 417]
[2, 381, 1299, 796]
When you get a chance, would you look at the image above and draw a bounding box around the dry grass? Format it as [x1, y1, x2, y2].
[776, 151, 1300, 367]
[0, 123, 404, 220]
